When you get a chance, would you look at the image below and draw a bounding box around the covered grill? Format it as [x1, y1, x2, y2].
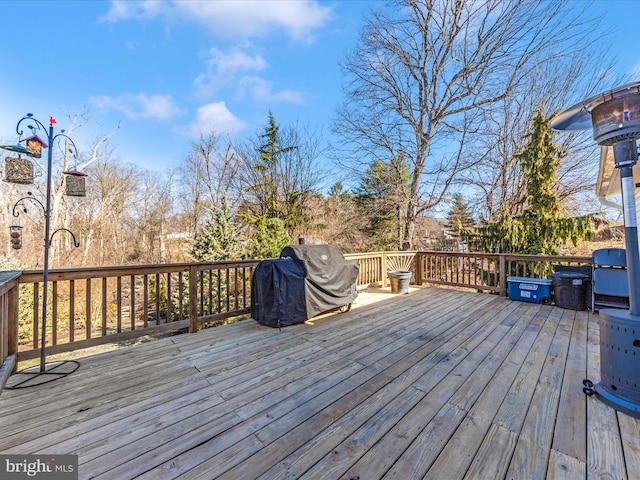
[251, 244, 359, 328]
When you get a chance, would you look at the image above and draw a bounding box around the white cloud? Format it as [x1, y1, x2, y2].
[101, 0, 334, 42]
[100, 0, 167, 23]
[187, 102, 246, 136]
[237, 76, 304, 104]
[195, 48, 268, 98]
[89, 93, 185, 121]
[194, 48, 304, 104]
[179, 0, 333, 42]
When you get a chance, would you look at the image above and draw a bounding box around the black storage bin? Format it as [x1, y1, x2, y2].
[550, 272, 589, 310]
[553, 264, 592, 303]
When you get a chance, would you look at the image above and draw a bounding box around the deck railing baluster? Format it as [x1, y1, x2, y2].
[224, 268, 231, 312]
[130, 275, 136, 330]
[234, 268, 239, 311]
[166, 273, 172, 323]
[102, 278, 107, 336]
[217, 269, 222, 313]
[178, 272, 184, 321]
[198, 272, 204, 318]
[188, 265, 198, 334]
[32, 283, 39, 350]
[116, 276, 122, 332]
[143, 274, 149, 328]
[52, 281, 58, 345]
[69, 279, 75, 342]
[86, 278, 92, 339]
[208, 269, 213, 315]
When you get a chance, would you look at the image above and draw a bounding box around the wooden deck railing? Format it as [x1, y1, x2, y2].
[14, 260, 259, 362]
[0, 272, 20, 389]
[345, 251, 420, 288]
[0, 250, 593, 366]
[416, 251, 592, 295]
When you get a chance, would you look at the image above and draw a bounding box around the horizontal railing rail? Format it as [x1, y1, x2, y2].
[2, 250, 594, 368]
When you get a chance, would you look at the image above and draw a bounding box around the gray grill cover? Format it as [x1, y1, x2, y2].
[280, 244, 359, 319]
[250, 257, 308, 327]
[251, 245, 359, 328]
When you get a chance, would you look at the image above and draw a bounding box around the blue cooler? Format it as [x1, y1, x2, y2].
[507, 276, 552, 304]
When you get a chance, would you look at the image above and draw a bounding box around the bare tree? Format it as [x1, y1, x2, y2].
[133, 171, 174, 264]
[277, 121, 328, 238]
[334, 0, 608, 248]
[457, 51, 616, 220]
[310, 183, 372, 252]
[72, 146, 141, 266]
[175, 130, 241, 238]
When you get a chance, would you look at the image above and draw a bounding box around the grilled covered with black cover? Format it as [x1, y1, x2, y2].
[251, 245, 359, 328]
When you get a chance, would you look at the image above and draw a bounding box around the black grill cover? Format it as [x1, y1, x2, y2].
[251, 245, 359, 328]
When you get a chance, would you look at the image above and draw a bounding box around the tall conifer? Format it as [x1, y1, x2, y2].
[463, 108, 600, 254]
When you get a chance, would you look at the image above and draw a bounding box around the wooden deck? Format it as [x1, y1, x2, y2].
[1, 286, 639, 479]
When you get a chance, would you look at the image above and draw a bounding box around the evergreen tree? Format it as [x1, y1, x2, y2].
[445, 193, 476, 238]
[462, 108, 600, 255]
[240, 112, 321, 244]
[247, 217, 291, 259]
[355, 157, 411, 250]
[248, 111, 297, 220]
[189, 197, 244, 262]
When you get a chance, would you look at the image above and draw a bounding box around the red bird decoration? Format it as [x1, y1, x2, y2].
[49, 116, 57, 127]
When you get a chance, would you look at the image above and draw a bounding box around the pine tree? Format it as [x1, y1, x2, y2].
[445, 193, 476, 238]
[355, 157, 411, 250]
[250, 111, 297, 220]
[247, 217, 291, 259]
[189, 197, 244, 262]
[462, 108, 600, 255]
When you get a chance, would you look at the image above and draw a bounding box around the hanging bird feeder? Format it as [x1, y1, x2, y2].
[63, 168, 88, 197]
[1, 143, 36, 184]
[21, 135, 48, 158]
[9, 225, 23, 250]
[3, 155, 34, 184]
[1, 136, 47, 184]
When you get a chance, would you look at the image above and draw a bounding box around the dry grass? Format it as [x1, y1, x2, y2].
[562, 238, 625, 257]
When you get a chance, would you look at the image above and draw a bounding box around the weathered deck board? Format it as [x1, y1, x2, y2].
[1, 286, 639, 480]
[586, 314, 628, 480]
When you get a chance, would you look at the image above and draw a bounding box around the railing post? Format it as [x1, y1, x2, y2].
[381, 253, 387, 288]
[499, 254, 507, 297]
[1, 273, 20, 390]
[188, 265, 199, 333]
[8, 281, 19, 357]
[414, 252, 423, 286]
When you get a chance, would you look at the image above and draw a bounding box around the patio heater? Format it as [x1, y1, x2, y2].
[551, 81, 640, 417]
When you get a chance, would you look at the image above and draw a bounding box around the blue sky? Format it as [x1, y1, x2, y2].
[0, 0, 371, 172]
[1, 0, 639, 176]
